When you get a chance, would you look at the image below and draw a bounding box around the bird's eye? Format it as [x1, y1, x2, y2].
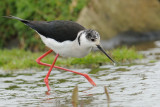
[91, 39, 95, 41]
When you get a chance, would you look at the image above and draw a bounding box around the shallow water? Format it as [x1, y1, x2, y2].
[0, 41, 160, 107]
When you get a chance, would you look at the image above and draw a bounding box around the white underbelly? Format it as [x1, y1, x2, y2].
[57, 47, 92, 58]
[39, 34, 92, 58]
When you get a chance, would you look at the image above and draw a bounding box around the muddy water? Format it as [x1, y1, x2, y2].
[0, 41, 160, 107]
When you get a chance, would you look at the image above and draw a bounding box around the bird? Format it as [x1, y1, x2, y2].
[3, 15, 115, 91]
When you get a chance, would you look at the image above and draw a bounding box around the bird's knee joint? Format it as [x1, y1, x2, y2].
[44, 78, 48, 83]
[83, 73, 89, 77]
[36, 59, 41, 64]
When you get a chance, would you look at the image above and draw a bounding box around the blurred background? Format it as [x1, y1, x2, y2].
[0, 0, 160, 51]
[1, 1, 160, 106]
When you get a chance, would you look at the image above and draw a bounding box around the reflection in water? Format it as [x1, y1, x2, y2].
[104, 86, 110, 107]
[0, 41, 160, 106]
[72, 86, 78, 107]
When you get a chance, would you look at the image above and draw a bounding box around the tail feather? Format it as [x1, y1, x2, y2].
[3, 15, 29, 23]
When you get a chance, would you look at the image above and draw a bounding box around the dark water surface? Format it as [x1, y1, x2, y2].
[0, 41, 160, 107]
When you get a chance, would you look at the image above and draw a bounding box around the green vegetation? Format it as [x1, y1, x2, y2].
[0, 47, 143, 70]
[0, 0, 88, 50]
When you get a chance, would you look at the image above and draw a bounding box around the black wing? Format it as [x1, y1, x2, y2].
[27, 20, 85, 42]
[3, 16, 85, 42]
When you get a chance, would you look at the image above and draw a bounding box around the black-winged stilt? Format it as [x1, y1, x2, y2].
[4, 16, 115, 91]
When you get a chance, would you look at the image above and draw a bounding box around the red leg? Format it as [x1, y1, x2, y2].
[44, 54, 59, 91]
[36, 49, 53, 91]
[36, 50, 96, 91]
[54, 66, 96, 86]
[36, 49, 53, 67]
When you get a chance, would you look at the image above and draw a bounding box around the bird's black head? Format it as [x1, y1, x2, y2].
[79, 29, 116, 65]
[85, 29, 100, 42]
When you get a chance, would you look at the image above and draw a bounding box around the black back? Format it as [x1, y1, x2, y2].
[23, 20, 85, 42]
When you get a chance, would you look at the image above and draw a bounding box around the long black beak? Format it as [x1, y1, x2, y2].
[97, 45, 116, 65]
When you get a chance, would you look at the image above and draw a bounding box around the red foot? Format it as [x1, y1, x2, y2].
[83, 73, 96, 86]
[44, 77, 51, 91]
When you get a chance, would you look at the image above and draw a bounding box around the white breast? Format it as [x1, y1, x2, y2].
[39, 34, 92, 58]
